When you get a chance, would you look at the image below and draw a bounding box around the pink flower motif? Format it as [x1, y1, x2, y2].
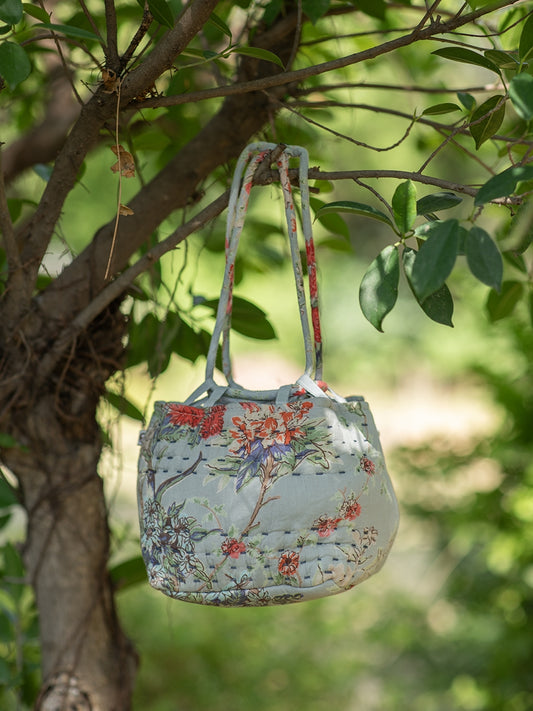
[340, 497, 362, 521]
[199, 405, 225, 439]
[240, 402, 261, 413]
[278, 551, 300, 576]
[167, 404, 226, 439]
[360, 456, 375, 475]
[221, 538, 246, 559]
[315, 515, 342, 538]
[167, 404, 203, 427]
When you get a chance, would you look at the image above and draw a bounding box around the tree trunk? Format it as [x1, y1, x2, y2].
[2, 306, 137, 710]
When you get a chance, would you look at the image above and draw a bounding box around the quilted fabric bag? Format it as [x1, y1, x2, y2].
[137, 143, 399, 606]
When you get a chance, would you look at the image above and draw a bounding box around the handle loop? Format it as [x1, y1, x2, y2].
[202, 143, 323, 400]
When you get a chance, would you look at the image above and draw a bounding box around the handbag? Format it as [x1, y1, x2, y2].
[137, 143, 399, 606]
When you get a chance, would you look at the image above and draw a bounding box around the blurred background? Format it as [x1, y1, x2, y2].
[1, 3, 532, 709]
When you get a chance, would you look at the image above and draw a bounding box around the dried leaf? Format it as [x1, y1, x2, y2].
[110, 144, 136, 178]
[119, 204, 134, 216]
[101, 68, 120, 94]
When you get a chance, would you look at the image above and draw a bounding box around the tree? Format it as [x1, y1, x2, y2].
[0, 0, 532, 708]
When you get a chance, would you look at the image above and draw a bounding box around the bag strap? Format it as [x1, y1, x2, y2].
[197, 143, 323, 403]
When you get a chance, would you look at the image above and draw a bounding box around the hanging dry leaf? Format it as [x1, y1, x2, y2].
[119, 204, 134, 216]
[110, 144, 136, 178]
[101, 68, 120, 94]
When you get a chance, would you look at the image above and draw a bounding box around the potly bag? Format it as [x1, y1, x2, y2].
[137, 143, 399, 606]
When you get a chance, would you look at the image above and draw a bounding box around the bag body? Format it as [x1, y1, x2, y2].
[137, 143, 399, 606]
[138, 394, 398, 606]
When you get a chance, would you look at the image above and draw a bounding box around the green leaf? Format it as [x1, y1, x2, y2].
[503, 250, 527, 274]
[518, 12, 533, 63]
[172, 321, 211, 364]
[315, 200, 394, 229]
[421, 103, 461, 116]
[262, 0, 283, 26]
[409, 219, 460, 301]
[231, 46, 284, 68]
[310, 198, 350, 239]
[486, 280, 523, 322]
[0, 41, 30, 88]
[353, 0, 386, 20]
[22, 2, 49, 22]
[509, 73, 533, 121]
[475, 165, 533, 205]
[33, 22, 101, 41]
[416, 192, 462, 216]
[469, 95, 506, 149]
[392, 180, 417, 235]
[103, 391, 144, 421]
[302, 0, 330, 24]
[110, 556, 147, 591]
[0, 0, 22, 25]
[209, 12, 232, 39]
[147, 0, 174, 28]
[204, 296, 276, 340]
[359, 245, 399, 332]
[457, 92, 476, 112]
[0, 470, 19, 507]
[0, 432, 20, 448]
[484, 49, 519, 69]
[466, 0, 495, 7]
[465, 226, 503, 291]
[432, 47, 500, 75]
[403, 248, 454, 327]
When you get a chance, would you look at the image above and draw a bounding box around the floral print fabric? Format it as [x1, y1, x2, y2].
[138, 395, 399, 606]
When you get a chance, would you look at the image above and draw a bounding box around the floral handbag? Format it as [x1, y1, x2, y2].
[137, 143, 400, 606]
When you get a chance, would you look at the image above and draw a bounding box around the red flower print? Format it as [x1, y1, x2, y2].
[221, 538, 246, 559]
[315, 515, 342, 538]
[241, 402, 261, 413]
[278, 551, 300, 576]
[199, 405, 225, 439]
[167, 404, 203, 427]
[360, 456, 375, 475]
[340, 497, 362, 521]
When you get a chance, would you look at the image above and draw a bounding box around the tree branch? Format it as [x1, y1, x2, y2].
[33, 159, 523, 384]
[134, 0, 520, 111]
[9, 0, 220, 323]
[104, 0, 120, 71]
[34, 191, 229, 387]
[35, 7, 302, 326]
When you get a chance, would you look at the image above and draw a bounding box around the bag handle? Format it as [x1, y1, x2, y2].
[195, 143, 323, 403]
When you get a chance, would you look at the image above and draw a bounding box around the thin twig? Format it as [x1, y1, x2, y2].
[120, 5, 153, 72]
[105, 82, 123, 280]
[78, 0, 107, 50]
[280, 99, 418, 153]
[293, 81, 502, 96]
[133, 0, 519, 111]
[36, 0, 84, 105]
